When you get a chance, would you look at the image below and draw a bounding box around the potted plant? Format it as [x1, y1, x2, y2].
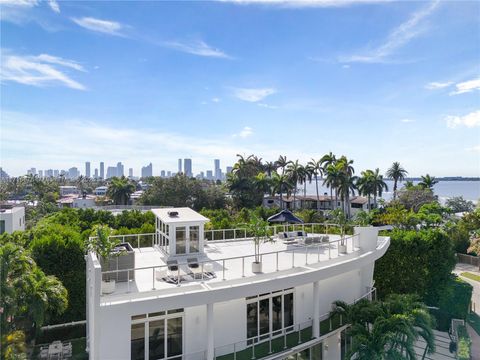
[241, 214, 274, 273]
[87, 224, 125, 294]
[329, 209, 348, 254]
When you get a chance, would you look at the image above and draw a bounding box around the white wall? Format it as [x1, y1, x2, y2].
[0, 206, 25, 234]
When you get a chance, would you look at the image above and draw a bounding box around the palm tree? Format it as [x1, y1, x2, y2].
[107, 176, 135, 205]
[286, 160, 303, 210]
[307, 159, 323, 210]
[357, 170, 375, 211]
[275, 155, 289, 176]
[370, 168, 388, 208]
[386, 162, 408, 200]
[419, 174, 438, 191]
[323, 164, 341, 210]
[336, 156, 355, 217]
[320, 152, 336, 170]
[263, 161, 277, 177]
[253, 172, 271, 195]
[271, 172, 293, 209]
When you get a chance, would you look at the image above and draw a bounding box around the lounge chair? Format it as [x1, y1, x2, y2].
[167, 260, 179, 271]
[187, 258, 202, 278]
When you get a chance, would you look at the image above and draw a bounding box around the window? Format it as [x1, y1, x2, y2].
[176, 227, 186, 254]
[131, 309, 184, 360]
[246, 289, 294, 343]
[189, 226, 199, 253]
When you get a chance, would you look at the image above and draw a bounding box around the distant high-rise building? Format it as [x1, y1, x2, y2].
[85, 162, 91, 178]
[54, 169, 59, 177]
[198, 171, 205, 179]
[206, 170, 213, 180]
[117, 162, 124, 177]
[38, 170, 43, 178]
[0, 168, 10, 181]
[141, 163, 153, 178]
[214, 159, 221, 180]
[94, 168, 99, 178]
[106, 166, 117, 179]
[45, 169, 54, 178]
[167, 171, 172, 177]
[100, 162, 105, 179]
[183, 158, 192, 177]
[161, 170, 166, 178]
[226, 166, 233, 174]
[27, 167, 36, 176]
[178, 159, 182, 174]
[67, 167, 79, 179]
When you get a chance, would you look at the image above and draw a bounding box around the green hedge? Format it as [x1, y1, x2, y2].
[457, 325, 471, 360]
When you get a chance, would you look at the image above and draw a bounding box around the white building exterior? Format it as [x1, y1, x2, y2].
[94, 186, 108, 196]
[59, 185, 79, 197]
[0, 204, 25, 234]
[86, 208, 389, 360]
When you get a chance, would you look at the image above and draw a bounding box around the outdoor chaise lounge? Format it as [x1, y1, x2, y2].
[187, 257, 202, 278]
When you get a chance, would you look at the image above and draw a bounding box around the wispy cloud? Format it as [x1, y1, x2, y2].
[220, 0, 390, 8]
[450, 78, 480, 95]
[233, 126, 254, 138]
[466, 145, 480, 153]
[340, 1, 439, 63]
[212, 97, 221, 103]
[72, 17, 124, 36]
[401, 118, 415, 123]
[425, 81, 452, 90]
[445, 110, 480, 129]
[0, 0, 38, 7]
[257, 102, 278, 109]
[233, 87, 276, 102]
[162, 40, 232, 59]
[0, 51, 86, 90]
[47, 0, 59, 13]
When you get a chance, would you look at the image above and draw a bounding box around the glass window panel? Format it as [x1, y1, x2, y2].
[131, 323, 145, 360]
[284, 293, 294, 328]
[271, 295, 282, 331]
[246, 302, 258, 339]
[259, 298, 269, 336]
[166, 225, 169, 236]
[167, 308, 183, 314]
[176, 227, 186, 254]
[189, 226, 199, 253]
[131, 314, 146, 320]
[149, 312, 165, 318]
[311, 343, 323, 360]
[167, 317, 183, 357]
[149, 320, 164, 360]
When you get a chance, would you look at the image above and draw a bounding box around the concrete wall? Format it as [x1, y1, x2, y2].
[0, 206, 25, 234]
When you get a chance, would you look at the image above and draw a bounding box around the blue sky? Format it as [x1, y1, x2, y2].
[1, 0, 479, 177]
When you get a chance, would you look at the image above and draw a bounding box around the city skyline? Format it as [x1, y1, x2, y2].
[1, 1, 479, 177]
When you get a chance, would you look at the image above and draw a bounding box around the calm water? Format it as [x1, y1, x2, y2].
[303, 180, 480, 203]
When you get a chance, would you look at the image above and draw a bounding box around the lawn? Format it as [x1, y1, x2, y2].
[460, 272, 480, 282]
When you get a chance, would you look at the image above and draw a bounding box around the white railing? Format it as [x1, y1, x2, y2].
[100, 233, 359, 294]
[97, 232, 157, 249]
[213, 287, 377, 360]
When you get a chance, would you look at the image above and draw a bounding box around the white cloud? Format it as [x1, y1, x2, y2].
[220, 0, 390, 8]
[401, 118, 415, 123]
[233, 87, 276, 102]
[72, 17, 124, 36]
[340, 1, 439, 63]
[233, 126, 253, 138]
[257, 103, 277, 109]
[0, 0, 38, 7]
[425, 81, 452, 90]
[47, 0, 59, 13]
[450, 78, 480, 95]
[0, 51, 86, 90]
[212, 97, 221, 103]
[466, 145, 480, 152]
[162, 40, 231, 59]
[342, 64, 350, 69]
[446, 110, 480, 129]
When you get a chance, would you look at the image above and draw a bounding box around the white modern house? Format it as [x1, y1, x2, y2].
[0, 204, 25, 234]
[86, 207, 390, 360]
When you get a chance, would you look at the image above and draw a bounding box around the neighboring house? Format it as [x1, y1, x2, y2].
[0, 204, 25, 234]
[262, 195, 369, 215]
[86, 207, 390, 360]
[94, 186, 108, 196]
[130, 190, 144, 205]
[59, 185, 79, 197]
[57, 194, 96, 209]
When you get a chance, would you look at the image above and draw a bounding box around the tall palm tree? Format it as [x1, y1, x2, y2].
[320, 152, 336, 170]
[419, 174, 438, 191]
[307, 159, 323, 210]
[357, 170, 375, 211]
[263, 161, 277, 177]
[386, 162, 408, 200]
[275, 155, 289, 176]
[107, 176, 135, 205]
[370, 168, 388, 208]
[336, 156, 355, 217]
[286, 160, 303, 210]
[323, 164, 341, 210]
[271, 172, 293, 209]
[253, 172, 271, 195]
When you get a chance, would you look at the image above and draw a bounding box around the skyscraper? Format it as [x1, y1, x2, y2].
[160, 170, 166, 178]
[128, 168, 133, 177]
[85, 161, 91, 178]
[214, 159, 221, 180]
[38, 170, 43, 178]
[94, 168, 99, 178]
[117, 162, 124, 177]
[100, 162, 105, 179]
[141, 163, 153, 178]
[54, 169, 59, 177]
[106, 166, 117, 179]
[183, 158, 192, 177]
[178, 159, 182, 174]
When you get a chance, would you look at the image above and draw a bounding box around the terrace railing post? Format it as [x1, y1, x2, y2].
[127, 269, 130, 293]
[317, 245, 320, 262]
[305, 246, 308, 265]
[242, 257, 245, 277]
[152, 267, 156, 290]
[177, 267, 180, 286]
[137, 235, 140, 250]
[269, 335, 272, 354]
[222, 260, 226, 280]
[298, 324, 301, 344]
[292, 250, 295, 268]
[276, 252, 279, 271]
[328, 244, 331, 259]
[223, 230, 225, 241]
[201, 263, 204, 282]
[283, 330, 287, 349]
[233, 343, 236, 360]
[251, 341, 255, 360]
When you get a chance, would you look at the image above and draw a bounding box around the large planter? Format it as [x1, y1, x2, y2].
[252, 261, 262, 273]
[101, 279, 116, 294]
[100, 242, 135, 282]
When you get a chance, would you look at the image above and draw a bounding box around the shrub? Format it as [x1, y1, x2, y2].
[456, 325, 471, 360]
